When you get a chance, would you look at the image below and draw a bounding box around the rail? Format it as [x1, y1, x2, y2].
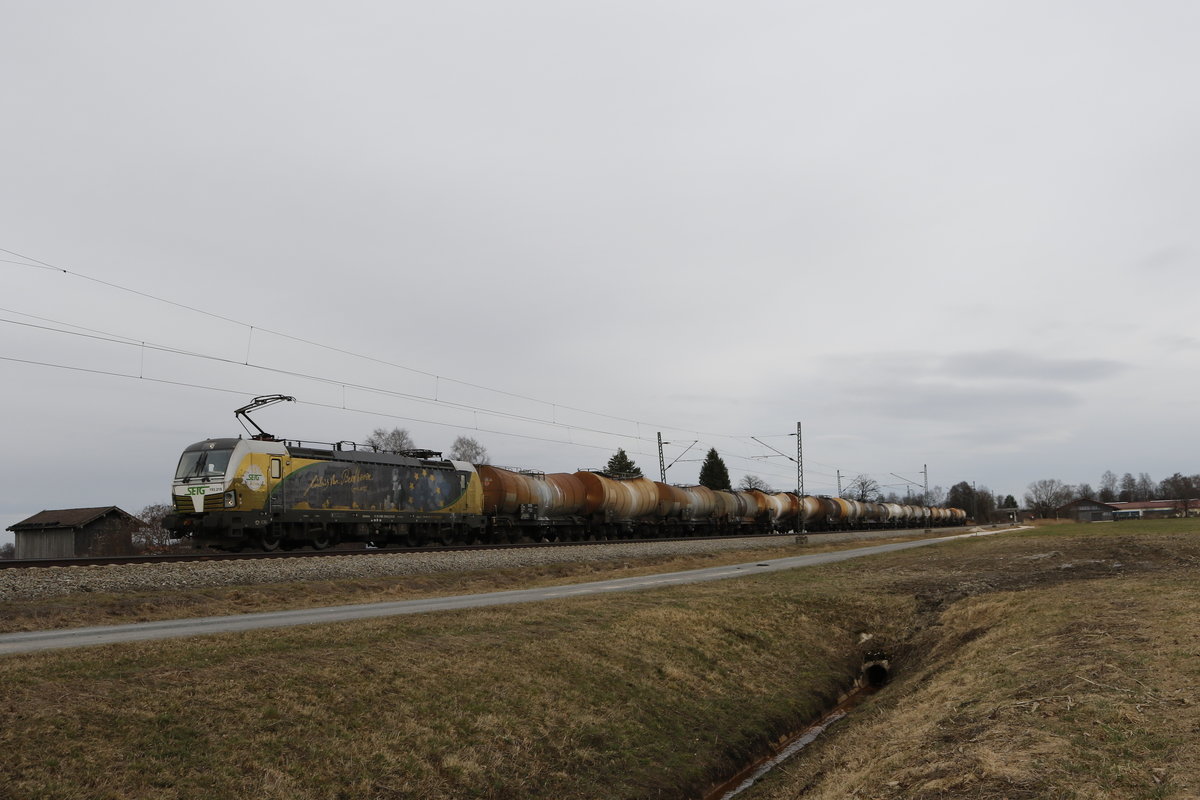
[0, 526, 970, 570]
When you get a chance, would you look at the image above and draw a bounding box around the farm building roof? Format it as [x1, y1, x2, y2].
[1056, 496, 1118, 515]
[1054, 498, 1119, 513]
[1107, 499, 1200, 511]
[6, 506, 137, 532]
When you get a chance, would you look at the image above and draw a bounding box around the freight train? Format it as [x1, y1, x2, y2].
[164, 396, 966, 551]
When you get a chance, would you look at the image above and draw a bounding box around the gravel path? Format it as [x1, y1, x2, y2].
[0, 529, 950, 602]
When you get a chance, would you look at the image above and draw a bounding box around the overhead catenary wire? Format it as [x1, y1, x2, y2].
[1, 258, 818, 478]
[2, 248, 922, 487]
[0, 353, 668, 461]
[0, 314, 716, 445]
[1, 249, 744, 440]
[0, 350, 858, 489]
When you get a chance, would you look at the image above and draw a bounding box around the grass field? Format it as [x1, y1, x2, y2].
[2, 519, 1198, 799]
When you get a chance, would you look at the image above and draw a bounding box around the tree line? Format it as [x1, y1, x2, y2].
[1018, 470, 1200, 518]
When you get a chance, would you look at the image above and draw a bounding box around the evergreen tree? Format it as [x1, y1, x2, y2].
[604, 448, 642, 476]
[698, 448, 731, 490]
[945, 481, 974, 511]
[947, 482, 997, 519]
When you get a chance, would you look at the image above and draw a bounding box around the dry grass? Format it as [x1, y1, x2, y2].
[1, 570, 892, 799]
[3, 520, 1199, 799]
[743, 521, 1200, 800]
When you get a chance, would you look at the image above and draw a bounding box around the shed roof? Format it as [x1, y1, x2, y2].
[1107, 499, 1200, 511]
[1054, 498, 1119, 513]
[6, 506, 137, 532]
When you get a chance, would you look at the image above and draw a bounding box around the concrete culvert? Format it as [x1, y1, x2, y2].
[863, 660, 890, 687]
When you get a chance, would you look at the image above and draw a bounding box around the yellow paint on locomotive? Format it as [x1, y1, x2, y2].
[223, 451, 485, 516]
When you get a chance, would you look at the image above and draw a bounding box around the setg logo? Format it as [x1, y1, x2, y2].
[243, 469, 266, 491]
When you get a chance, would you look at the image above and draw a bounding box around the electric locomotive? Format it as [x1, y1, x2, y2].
[164, 395, 486, 550]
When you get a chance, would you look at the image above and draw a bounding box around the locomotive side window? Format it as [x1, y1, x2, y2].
[270, 458, 282, 479]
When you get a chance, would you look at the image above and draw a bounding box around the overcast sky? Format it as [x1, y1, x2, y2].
[4, 1, 1198, 543]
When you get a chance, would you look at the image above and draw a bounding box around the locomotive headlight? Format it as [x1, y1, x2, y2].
[224, 491, 238, 508]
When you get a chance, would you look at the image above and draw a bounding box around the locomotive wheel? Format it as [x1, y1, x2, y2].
[257, 532, 282, 552]
[310, 534, 332, 550]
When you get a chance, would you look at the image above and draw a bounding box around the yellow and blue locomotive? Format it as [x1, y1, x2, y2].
[166, 436, 485, 550]
[165, 396, 485, 550]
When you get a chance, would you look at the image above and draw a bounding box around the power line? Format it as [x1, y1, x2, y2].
[0, 349, 850, 488]
[2, 248, 747, 440]
[3, 247, 925, 484]
[0, 312, 806, 485]
[0, 353, 666, 460]
[0, 313, 696, 444]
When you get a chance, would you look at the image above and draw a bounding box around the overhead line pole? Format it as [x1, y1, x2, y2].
[796, 422, 805, 536]
[658, 432, 666, 483]
[924, 463, 931, 533]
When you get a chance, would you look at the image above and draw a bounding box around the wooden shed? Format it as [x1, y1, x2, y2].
[1054, 498, 1118, 523]
[7, 506, 138, 559]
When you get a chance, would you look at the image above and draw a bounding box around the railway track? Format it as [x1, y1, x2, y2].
[0, 531, 807, 570]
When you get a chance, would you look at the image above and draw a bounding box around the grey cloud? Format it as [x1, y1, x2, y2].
[842, 381, 1082, 424]
[1157, 335, 1200, 352]
[815, 350, 1127, 386]
[1138, 246, 1191, 273]
[939, 351, 1128, 382]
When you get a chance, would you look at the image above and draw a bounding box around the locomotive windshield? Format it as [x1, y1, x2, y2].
[175, 447, 235, 480]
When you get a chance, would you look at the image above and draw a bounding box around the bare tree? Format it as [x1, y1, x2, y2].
[449, 435, 489, 464]
[366, 427, 415, 453]
[1024, 479, 1075, 517]
[0, 542, 14, 560]
[1119, 472, 1137, 502]
[1136, 472, 1156, 501]
[134, 502, 187, 553]
[738, 474, 772, 492]
[844, 474, 881, 502]
[1159, 472, 1200, 500]
[1099, 470, 1118, 502]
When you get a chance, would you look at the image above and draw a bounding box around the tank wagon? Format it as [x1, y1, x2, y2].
[164, 396, 966, 551]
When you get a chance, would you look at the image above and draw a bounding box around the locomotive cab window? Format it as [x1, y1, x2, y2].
[175, 448, 235, 480]
[270, 458, 281, 479]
